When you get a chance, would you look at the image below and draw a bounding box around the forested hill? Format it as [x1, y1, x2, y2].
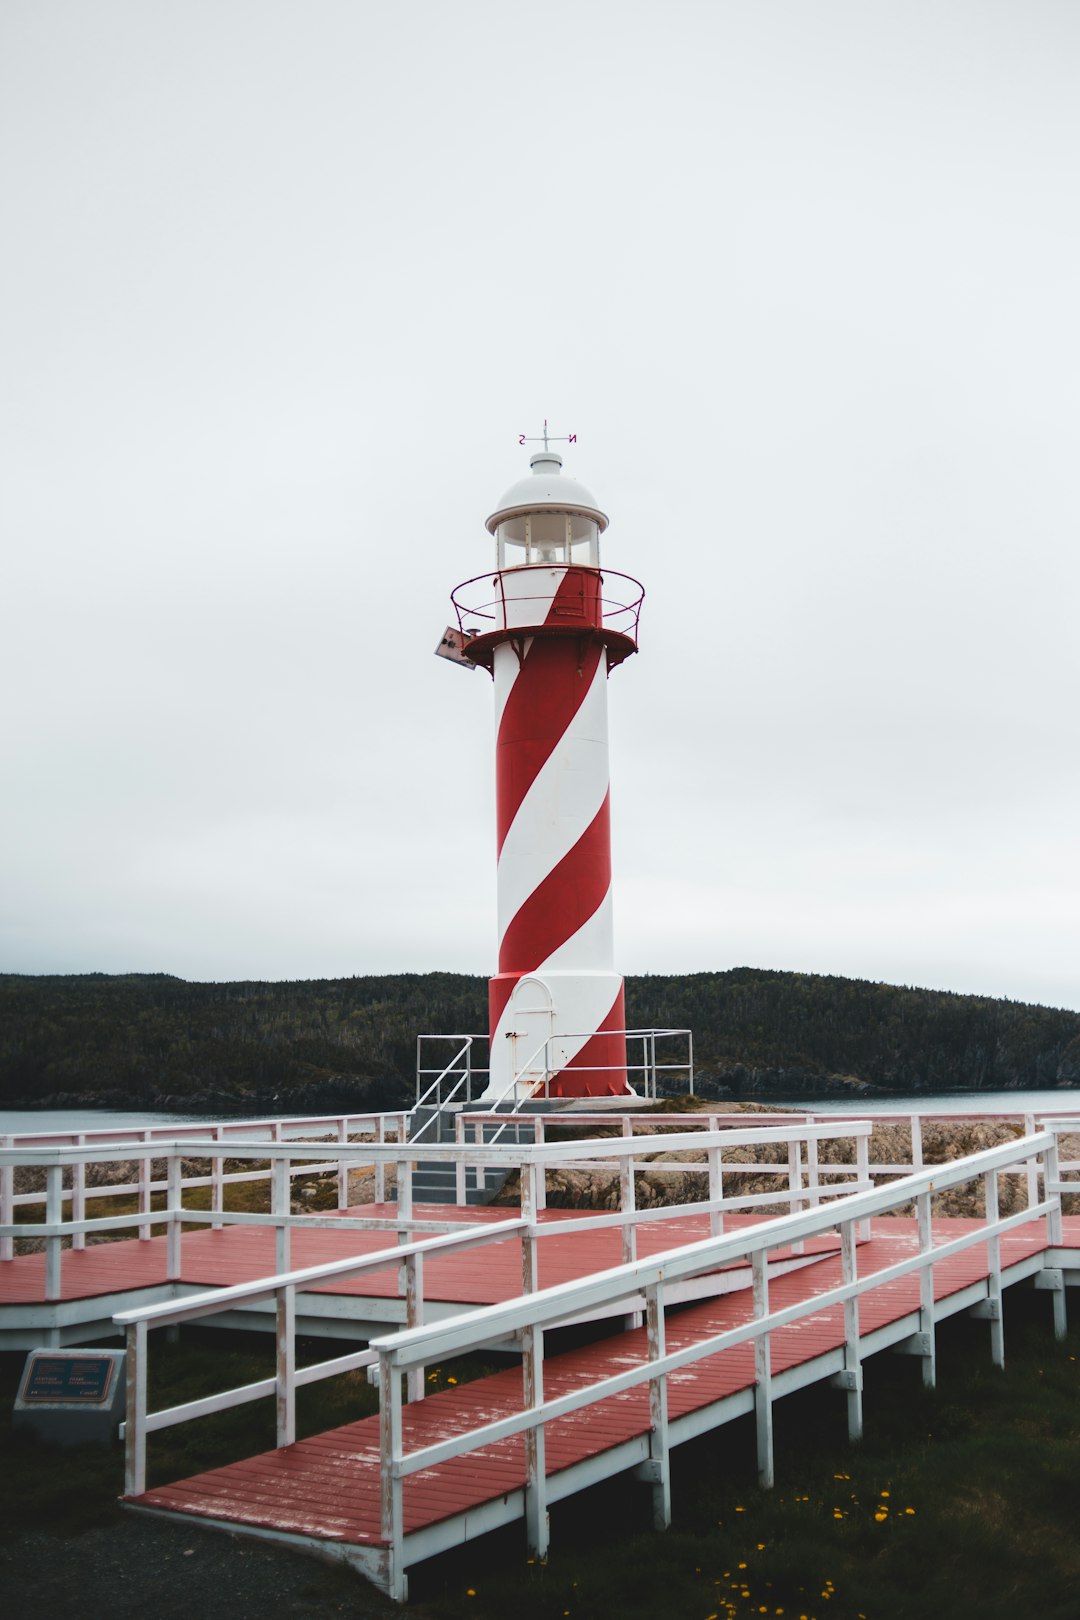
[1, 969, 1078, 1113]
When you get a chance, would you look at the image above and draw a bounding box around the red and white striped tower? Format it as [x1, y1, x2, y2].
[445, 441, 643, 1101]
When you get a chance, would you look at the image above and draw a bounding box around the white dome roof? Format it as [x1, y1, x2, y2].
[485, 452, 609, 533]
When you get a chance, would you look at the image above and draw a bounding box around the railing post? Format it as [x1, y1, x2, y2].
[166, 1153, 182, 1282]
[521, 1161, 539, 1295]
[916, 1188, 937, 1387]
[534, 1118, 546, 1211]
[45, 1163, 63, 1302]
[1023, 1113, 1038, 1210]
[983, 1169, 1004, 1368]
[805, 1127, 821, 1210]
[645, 1279, 671, 1528]
[276, 1283, 297, 1446]
[1044, 1131, 1067, 1340]
[522, 1317, 548, 1559]
[856, 1133, 872, 1239]
[405, 1253, 424, 1404]
[379, 1349, 406, 1601]
[211, 1127, 225, 1230]
[72, 1135, 87, 1252]
[396, 1159, 412, 1244]
[138, 1133, 152, 1241]
[619, 1131, 637, 1267]
[687, 1029, 695, 1096]
[473, 1119, 486, 1194]
[125, 1318, 148, 1498]
[910, 1114, 924, 1176]
[788, 1138, 805, 1253]
[336, 1118, 349, 1209]
[707, 1140, 724, 1237]
[374, 1116, 386, 1206]
[752, 1248, 774, 1488]
[1046, 1131, 1064, 1246]
[838, 1219, 863, 1439]
[272, 1156, 290, 1276]
[455, 1114, 467, 1206]
[0, 1137, 13, 1261]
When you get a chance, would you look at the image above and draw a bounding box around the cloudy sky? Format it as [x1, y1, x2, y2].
[2, 1, 1077, 1011]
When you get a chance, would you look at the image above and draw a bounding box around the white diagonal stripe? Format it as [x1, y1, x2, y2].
[495, 648, 610, 942]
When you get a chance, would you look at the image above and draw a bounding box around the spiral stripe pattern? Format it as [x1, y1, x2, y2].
[488, 568, 626, 1094]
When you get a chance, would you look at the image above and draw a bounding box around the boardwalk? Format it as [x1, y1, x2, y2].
[0, 1204, 843, 1312]
[125, 1211, 1080, 1596]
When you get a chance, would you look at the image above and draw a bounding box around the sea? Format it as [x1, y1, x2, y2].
[3, 1090, 1080, 1136]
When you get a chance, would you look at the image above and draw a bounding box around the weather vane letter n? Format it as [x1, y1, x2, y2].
[518, 419, 577, 450]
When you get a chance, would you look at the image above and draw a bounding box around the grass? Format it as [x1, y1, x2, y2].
[1, 1296, 1078, 1619]
[411, 1291, 1080, 1620]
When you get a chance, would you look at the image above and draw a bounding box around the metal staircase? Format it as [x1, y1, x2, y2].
[400, 1102, 572, 1205]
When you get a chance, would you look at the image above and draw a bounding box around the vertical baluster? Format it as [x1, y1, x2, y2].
[212, 1127, 225, 1231]
[337, 1118, 349, 1209]
[166, 1153, 182, 1281]
[788, 1138, 804, 1253]
[455, 1112, 467, 1205]
[273, 1156, 291, 1276]
[910, 1114, 924, 1175]
[983, 1168, 1004, 1368]
[45, 1163, 63, 1302]
[856, 1133, 872, 1240]
[138, 1132, 152, 1241]
[0, 1136, 13, 1262]
[839, 1220, 863, 1439]
[72, 1136, 87, 1252]
[520, 1161, 539, 1296]
[620, 1132, 637, 1266]
[125, 1319, 148, 1498]
[534, 1117, 546, 1211]
[379, 1349, 406, 1600]
[752, 1248, 774, 1488]
[916, 1188, 937, 1387]
[405, 1253, 424, 1403]
[1044, 1131, 1067, 1340]
[708, 1131, 724, 1238]
[396, 1159, 412, 1246]
[374, 1116, 386, 1207]
[522, 1314, 548, 1559]
[276, 1283, 296, 1445]
[805, 1128, 821, 1211]
[645, 1279, 671, 1528]
[1024, 1113, 1038, 1211]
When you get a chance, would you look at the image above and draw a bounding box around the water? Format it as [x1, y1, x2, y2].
[774, 1088, 1080, 1116]
[4, 1090, 1080, 1139]
[0, 1107, 267, 1137]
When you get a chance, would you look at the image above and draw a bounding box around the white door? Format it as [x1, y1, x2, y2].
[507, 978, 554, 1094]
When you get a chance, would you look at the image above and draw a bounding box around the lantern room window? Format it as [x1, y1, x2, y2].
[496, 510, 600, 571]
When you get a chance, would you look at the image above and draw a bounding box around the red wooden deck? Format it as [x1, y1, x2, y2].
[129, 1215, 1079, 1550]
[0, 1205, 842, 1308]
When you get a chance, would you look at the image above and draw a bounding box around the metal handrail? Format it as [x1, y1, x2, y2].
[451, 565, 645, 649]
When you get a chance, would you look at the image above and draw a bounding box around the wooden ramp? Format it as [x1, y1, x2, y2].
[126, 1215, 1078, 1593]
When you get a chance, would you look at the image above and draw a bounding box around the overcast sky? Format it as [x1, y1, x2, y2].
[1, 1, 1077, 1012]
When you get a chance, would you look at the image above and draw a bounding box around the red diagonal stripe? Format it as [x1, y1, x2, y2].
[549, 986, 628, 1096]
[498, 793, 612, 974]
[495, 637, 604, 857]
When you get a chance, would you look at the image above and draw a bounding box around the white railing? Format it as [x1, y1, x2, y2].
[6, 1107, 1078, 1291]
[414, 1035, 490, 1112]
[369, 1127, 1070, 1596]
[110, 1119, 877, 1510]
[114, 1215, 531, 1498]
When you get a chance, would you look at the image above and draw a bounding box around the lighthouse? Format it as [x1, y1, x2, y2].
[442, 437, 643, 1102]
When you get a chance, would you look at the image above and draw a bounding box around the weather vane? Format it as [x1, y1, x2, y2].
[518, 419, 577, 450]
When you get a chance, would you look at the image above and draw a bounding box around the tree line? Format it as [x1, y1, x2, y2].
[1, 968, 1077, 1112]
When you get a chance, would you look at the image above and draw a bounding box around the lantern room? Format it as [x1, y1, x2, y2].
[487, 451, 608, 572]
